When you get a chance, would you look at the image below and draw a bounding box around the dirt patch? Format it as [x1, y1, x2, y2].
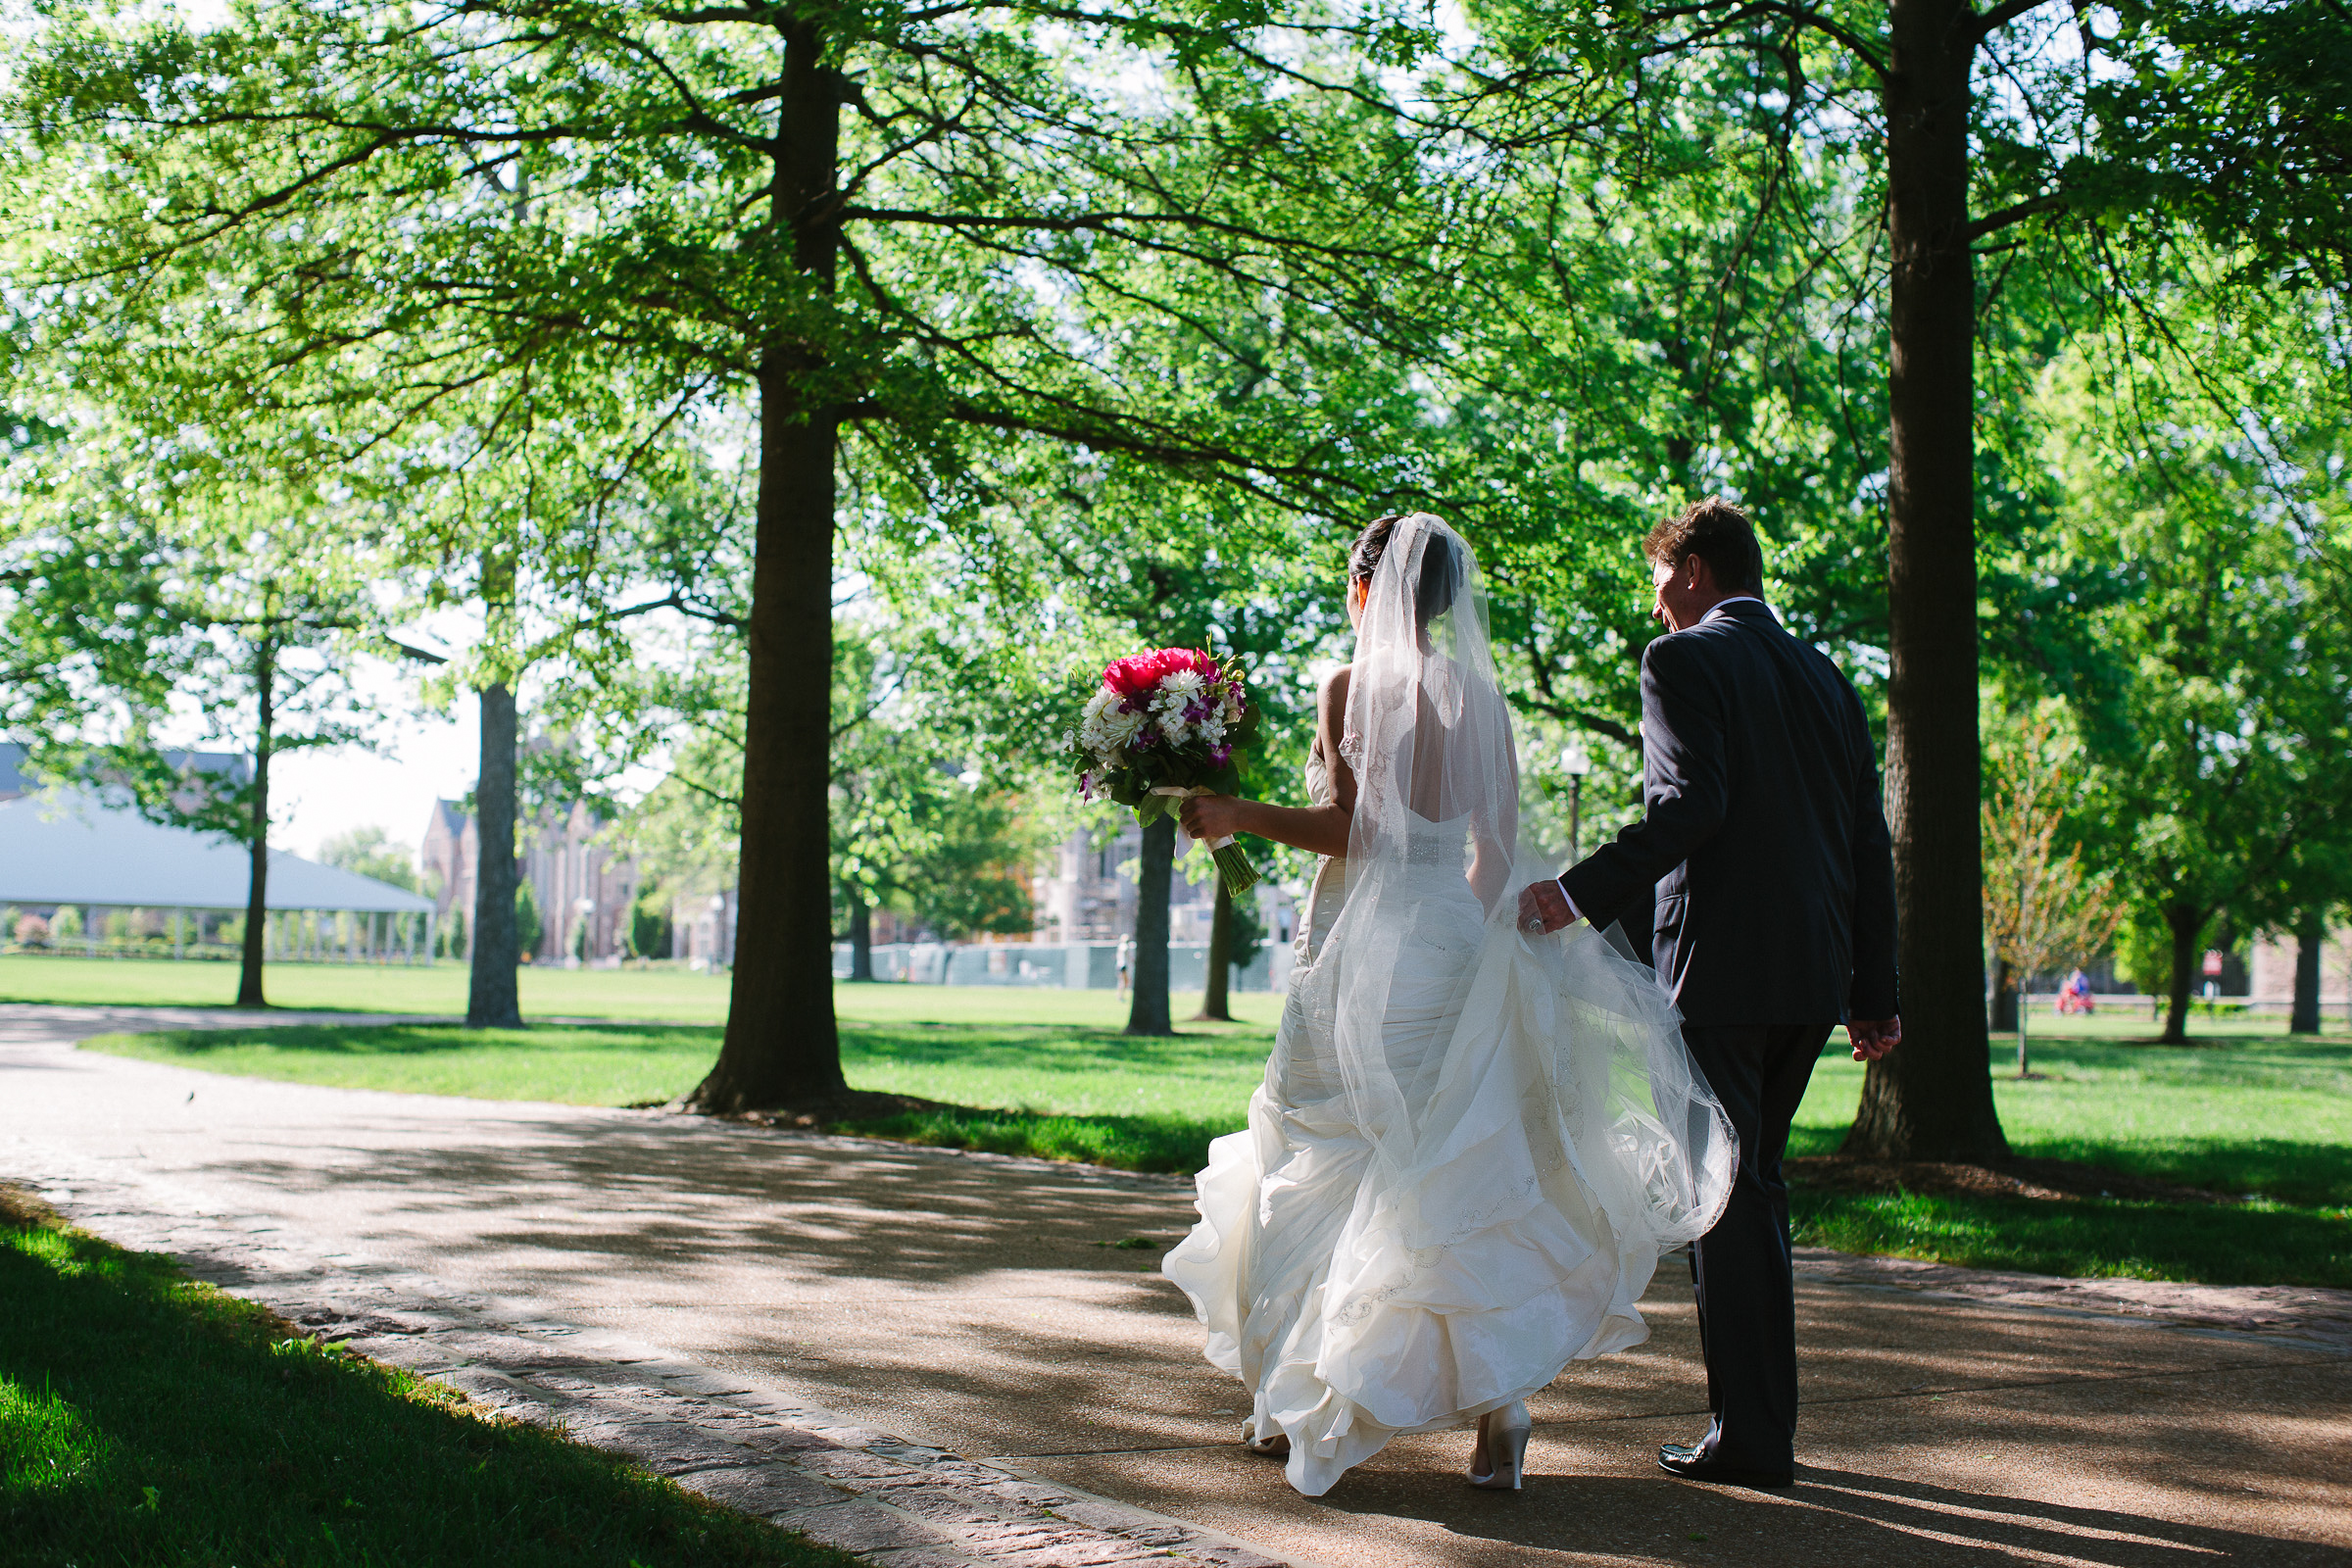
[703, 1089, 972, 1130]
[1788, 1154, 2235, 1205]
[0, 1181, 65, 1230]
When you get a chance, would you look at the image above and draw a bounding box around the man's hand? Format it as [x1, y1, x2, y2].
[1516, 879, 1575, 935]
[1846, 1015, 1901, 1061]
[1178, 794, 1246, 842]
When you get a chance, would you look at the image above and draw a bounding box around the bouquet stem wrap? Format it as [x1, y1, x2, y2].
[1152, 785, 1260, 899]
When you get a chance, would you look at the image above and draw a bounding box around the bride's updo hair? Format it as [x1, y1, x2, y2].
[1350, 513, 1464, 627]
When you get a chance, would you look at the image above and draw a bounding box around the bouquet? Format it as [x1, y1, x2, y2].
[1066, 647, 1261, 897]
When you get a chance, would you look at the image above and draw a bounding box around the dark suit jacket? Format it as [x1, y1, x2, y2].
[1558, 600, 1897, 1027]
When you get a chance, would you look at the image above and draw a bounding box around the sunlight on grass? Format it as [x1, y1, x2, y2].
[1797, 1032, 2352, 1205]
[0, 1203, 858, 1568]
[1789, 1188, 2352, 1288]
[0, 953, 739, 1019]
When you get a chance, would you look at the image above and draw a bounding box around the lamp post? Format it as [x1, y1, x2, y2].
[1560, 741, 1592, 862]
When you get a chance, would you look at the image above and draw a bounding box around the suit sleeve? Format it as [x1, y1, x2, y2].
[1559, 636, 1728, 928]
[1845, 693, 1899, 1019]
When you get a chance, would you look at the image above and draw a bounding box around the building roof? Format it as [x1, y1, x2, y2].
[0, 743, 254, 805]
[0, 791, 433, 913]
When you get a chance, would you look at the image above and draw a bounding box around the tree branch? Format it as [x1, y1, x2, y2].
[1966, 192, 2069, 241]
[1970, 0, 2060, 40]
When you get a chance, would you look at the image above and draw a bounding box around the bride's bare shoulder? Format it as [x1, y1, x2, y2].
[1316, 665, 1353, 734]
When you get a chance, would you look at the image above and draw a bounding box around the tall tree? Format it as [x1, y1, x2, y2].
[1448, 0, 2352, 1155]
[8, 0, 1445, 1108]
[2049, 316, 2352, 1045]
[0, 466, 375, 1005]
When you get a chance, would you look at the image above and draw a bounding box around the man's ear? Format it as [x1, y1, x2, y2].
[1681, 554, 1714, 593]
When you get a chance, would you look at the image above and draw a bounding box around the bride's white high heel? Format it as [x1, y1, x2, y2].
[1467, 1401, 1531, 1491]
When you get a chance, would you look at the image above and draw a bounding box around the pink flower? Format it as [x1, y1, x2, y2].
[1104, 646, 1218, 699]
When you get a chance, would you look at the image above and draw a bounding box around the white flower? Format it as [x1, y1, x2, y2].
[1159, 669, 1204, 700]
[1102, 706, 1146, 747]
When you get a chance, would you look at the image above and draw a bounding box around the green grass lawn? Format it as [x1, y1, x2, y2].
[1786, 1023, 2352, 1287]
[0, 1190, 862, 1568]
[0, 953, 738, 1019]
[57, 978, 2352, 1287]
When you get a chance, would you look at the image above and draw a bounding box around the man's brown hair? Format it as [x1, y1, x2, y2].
[1644, 498, 1765, 594]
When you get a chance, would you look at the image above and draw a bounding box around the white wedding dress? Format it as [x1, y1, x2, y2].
[1163, 515, 1735, 1497]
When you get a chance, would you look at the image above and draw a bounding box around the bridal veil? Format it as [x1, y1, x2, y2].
[1167, 513, 1737, 1494]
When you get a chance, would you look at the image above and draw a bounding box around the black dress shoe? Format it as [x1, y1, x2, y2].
[1656, 1442, 1793, 1490]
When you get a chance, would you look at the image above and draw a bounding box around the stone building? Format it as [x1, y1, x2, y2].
[421, 798, 641, 964]
[1029, 821, 1298, 951]
[2247, 921, 2352, 1015]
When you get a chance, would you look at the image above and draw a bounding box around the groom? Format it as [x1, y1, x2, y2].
[1519, 498, 1899, 1490]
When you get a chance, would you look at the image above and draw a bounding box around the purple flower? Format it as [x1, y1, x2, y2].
[1210, 743, 1232, 765]
[1078, 772, 1096, 801]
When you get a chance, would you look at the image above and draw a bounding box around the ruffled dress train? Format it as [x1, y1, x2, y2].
[1163, 853, 1731, 1496]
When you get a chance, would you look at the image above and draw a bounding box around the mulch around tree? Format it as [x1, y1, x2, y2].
[1787, 1155, 2237, 1205]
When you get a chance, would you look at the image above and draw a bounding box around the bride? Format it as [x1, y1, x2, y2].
[1166, 512, 1736, 1497]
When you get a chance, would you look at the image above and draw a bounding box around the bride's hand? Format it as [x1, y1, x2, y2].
[1179, 794, 1246, 842]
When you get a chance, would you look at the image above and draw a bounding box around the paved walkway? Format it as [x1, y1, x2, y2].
[4, 1004, 2348, 1567]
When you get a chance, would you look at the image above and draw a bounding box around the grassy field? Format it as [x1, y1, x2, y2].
[0, 1188, 860, 1568]
[49, 969, 2352, 1286]
[0, 953, 738, 1019]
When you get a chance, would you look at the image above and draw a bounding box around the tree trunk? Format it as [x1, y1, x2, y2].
[2290, 906, 2323, 1035]
[1126, 814, 1176, 1036]
[234, 630, 275, 1007]
[849, 892, 873, 982]
[1192, 879, 1234, 1022]
[2162, 901, 2201, 1045]
[1990, 956, 2018, 1032]
[1844, 0, 2008, 1160]
[466, 681, 523, 1028]
[692, 18, 847, 1109]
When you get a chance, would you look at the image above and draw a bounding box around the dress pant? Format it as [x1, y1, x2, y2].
[1678, 1023, 1833, 1471]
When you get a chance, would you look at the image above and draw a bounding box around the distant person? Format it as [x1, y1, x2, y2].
[1521, 498, 1900, 1491]
[1167, 513, 1734, 1496]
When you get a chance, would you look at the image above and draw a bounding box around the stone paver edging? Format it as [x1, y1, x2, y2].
[21, 1168, 1296, 1568]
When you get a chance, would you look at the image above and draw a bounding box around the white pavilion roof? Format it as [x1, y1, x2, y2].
[0, 791, 433, 913]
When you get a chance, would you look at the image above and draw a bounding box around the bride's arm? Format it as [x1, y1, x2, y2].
[1465, 687, 1519, 909]
[1178, 667, 1354, 858]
